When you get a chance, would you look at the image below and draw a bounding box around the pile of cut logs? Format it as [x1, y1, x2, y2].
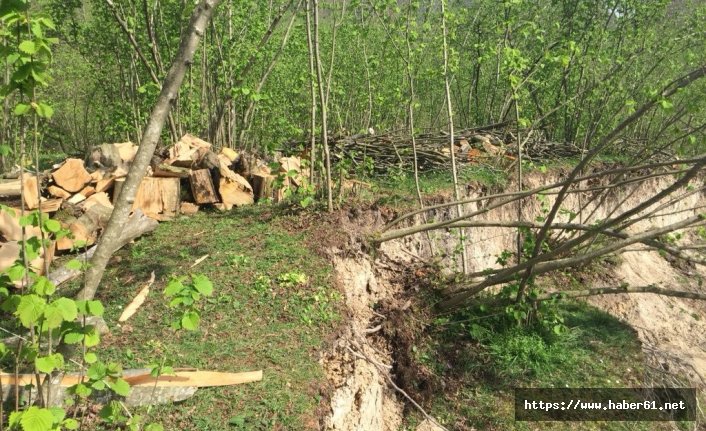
[0, 134, 305, 274]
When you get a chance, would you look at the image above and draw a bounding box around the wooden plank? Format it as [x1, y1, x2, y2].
[189, 169, 219, 204]
[0, 369, 262, 388]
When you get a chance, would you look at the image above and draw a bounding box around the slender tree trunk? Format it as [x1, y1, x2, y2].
[305, 0, 317, 183]
[313, 0, 333, 211]
[78, 0, 221, 301]
[441, 0, 468, 273]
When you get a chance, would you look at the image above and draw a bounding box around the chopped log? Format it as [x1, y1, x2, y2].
[133, 177, 180, 220]
[220, 147, 239, 163]
[95, 177, 115, 193]
[89, 169, 105, 182]
[67, 193, 87, 205]
[167, 133, 212, 167]
[56, 203, 113, 251]
[112, 178, 126, 204]
[189, 169, 219, 204]
[0, 207, 42, 241]
[48, 185, 72, 199]
[0, 179, 21, 196]
[218, 174, 254, 210]
[39, 199, 63, 213]
[82, 192, 113, 211]
[52, 159, 92, 193]
[0, 240, 54, 275]
[153, 163, 191, 178]
[251, 173, 275, 202]
[180, 202, 199, 215]
[87, 142, 137, 171]
[22, 175, 40, 210]
[79, 185, 96, 198]
[48, 209, 159, 286]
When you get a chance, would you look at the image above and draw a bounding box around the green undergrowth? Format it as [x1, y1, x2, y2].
[65, 205, 342, 430]
[403, 301, 696, 431]
[351, 164, 509, 210]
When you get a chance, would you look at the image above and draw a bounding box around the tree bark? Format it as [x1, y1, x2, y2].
[78, 0, 221, 301]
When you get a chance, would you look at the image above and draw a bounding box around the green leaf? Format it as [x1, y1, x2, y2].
[48, 407, 65, 423]
[19, 406, 54, 431]
[43, 219, 60, 233]
[164, 278, 184, 297]
[13, 103, 30, 116]
[53, 297, 78, 321]
[84, 327, 100, 347]
[16, 294, 46, 328]
[87, 362, 106, 380]
[87, 300, 104, 316]
[35, 353, 64, 373]
[145, 424, 164, 431]
[192, 274, 213, 296]
[65, 259, 82, 271]
[180, 311, 200, 331]
[84, 352, 98, 364]
[18, 40, 37, 54]
[6, 264, 26, 282]
[107, 378, 130, 397]
[33, 277, 56, 296]
[70, 383, 91, 398]
[63, 418, 79, 430]
[63, 331, 84, 344]
[35, 102, 54, 119]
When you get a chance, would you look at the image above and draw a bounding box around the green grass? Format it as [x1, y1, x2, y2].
[403, 302, 696, 431]
[72, 205, 341, 430]
[356, 164, 508, 210]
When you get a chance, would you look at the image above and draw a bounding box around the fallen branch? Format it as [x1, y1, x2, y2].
[537, 284, 706, 301]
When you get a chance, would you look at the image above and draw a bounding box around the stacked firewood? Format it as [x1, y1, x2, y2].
[0, 134, 306, 274]
[290, 125, 585, 173]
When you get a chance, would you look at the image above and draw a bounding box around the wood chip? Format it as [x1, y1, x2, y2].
[118, 271, 155, 322]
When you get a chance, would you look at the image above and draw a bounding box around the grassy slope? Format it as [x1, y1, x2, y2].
[51, 164, 696, 430]
[82, 206, 342, 430]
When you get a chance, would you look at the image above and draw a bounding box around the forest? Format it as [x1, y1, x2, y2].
[1, 0, 706, 430]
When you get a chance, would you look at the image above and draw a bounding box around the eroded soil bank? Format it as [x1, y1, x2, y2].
[321, 169, 706, 430]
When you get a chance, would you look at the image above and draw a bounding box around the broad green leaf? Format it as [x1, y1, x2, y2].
[35, 102, 53, 119]
[84, 327, 100, 347]
[52, 297, 78, 321]
[181, 311, 200, 331]
[16, 294, 46, 328]
[145, 424, 164, 431]
[63, 331, 84, 344]
[164, 278, 184, 296]
[13, 103, 30, 116]
[36, 353, 64, 373]
[107, 378, 130, 396]
[19, 406, 54, 431]
[84, 352, 98, 364]
[192, 274, 213, 296]
[43, 219, 60, 233]
[33, 276, 56, 296]
[7, 264, 26, 282]
[18, 40, 37, 54]
[87, 362, 106, 380]
[63, 418, 79, 430]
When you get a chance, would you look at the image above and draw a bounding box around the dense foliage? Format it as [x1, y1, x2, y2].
[0, 0, 703, 171]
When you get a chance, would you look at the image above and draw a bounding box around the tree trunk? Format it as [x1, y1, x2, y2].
[78, 0, 221, 301]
